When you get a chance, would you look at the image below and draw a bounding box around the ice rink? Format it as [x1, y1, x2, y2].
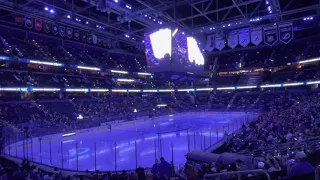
[4, 112, 256, 172]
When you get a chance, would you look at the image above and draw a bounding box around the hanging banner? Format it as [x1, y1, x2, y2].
[87, 33, 92, 43]
[25, 17, 33, 29]
[215, 34, 225, 51]
[108, 39, 112, 48]
[206, 34, 215, 51]
[264, 25, 278, 46]
[112, 41, 117, 48]
[103, 39, 108, 47]
[278, 22, 293, 44]
[227, 31, 238, 49]
[34, 19, 42, 31]
[44, 22, 51, 33]
[59, 26, 65, 37]
[52, 24, 58, 35]
[81, 32, 87, 42]
[92, 34, 97, 44]
[98, 38, 102, 46]
[250, 27, 263, 46]
[238, 28, 250, 47]
[66, 27, 73, 38]
[14, 15, 24, 25]
[74, 30, 80, 40]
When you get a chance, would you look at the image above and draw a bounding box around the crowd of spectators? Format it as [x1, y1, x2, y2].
[0, 158, 165, 180]
[191, 92, 320, 179]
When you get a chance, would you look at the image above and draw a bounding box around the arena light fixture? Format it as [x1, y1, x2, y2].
[143, 89, 158, 93]
[117, 79, 135, 82]
[110, 70, 128, 74]
[0, 87, 25, 91]
[217, 87, 235, 90]
[260, 84, 282, 88]
[128, 89, 141, 92]
[65, 88, 89, 92]
[158, 89, 175, 92]
[62, 132, 76, 137]
[77, 65, 100, 71]
[306, 81, 320, 85]
[90, 89, 109, 92]
[32, 88, 61, 92]
[137, 72, 152, 76]
[177, 89, 195, 92]
[157, 104, 167, 107]
[0, 56, 10, 60]
[196, 88, 214, 91]
[112, 89, 128, 92]
[283, 82, 304, 87]
[29, 60, 63, 67]
[172, 29, 178, 37]
[298, 57, 320, 64]
[236, 86, 257, 89]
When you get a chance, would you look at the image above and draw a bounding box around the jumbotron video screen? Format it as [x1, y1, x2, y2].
[172, 29, 204, 74]
[145, 28, 204, 74]
[145, 28, 172, 72]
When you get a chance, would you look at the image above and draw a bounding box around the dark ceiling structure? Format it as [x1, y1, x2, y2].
[0, 0, 319, 47]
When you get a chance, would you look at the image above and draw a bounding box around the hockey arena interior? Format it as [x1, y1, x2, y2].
[0, 0, 320, 179]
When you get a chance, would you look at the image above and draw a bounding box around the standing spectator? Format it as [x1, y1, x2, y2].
[158, 157, 172, 180]
[152, 159, 160, 180]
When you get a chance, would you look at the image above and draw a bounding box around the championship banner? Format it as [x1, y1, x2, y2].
[227, 31, 238, 49]
[92, 34, 97, 44]
[206, 34, 215, 51]
[59, 26, 66, 37]
[250, 27, 263, 46]
[112, 41, 117, 48]
[103, 39, 108, 47]
[25, 17, 33, 29]
[44, 22, 51, 33]
[74, 30, 80, 40]
[81, 32, 87, 42]
[14, 15, 24, 25]
[87, 33, 92, 43]
[98, 38, 102, 46]
[52, 24, 58, 35]
[66, 27, 73, 38]
[264, 25, 278, 46]
[238, 28, 250, 47]
[108, 39, 112, 48]
[34, 19, 42, 31]
[215, 34, 225, 51]
[278, 22, 293, 44]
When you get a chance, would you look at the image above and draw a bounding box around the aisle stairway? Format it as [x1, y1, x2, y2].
[225, 93, 238, 112]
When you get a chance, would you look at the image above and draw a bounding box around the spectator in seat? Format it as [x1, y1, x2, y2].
[235, 159, 248, 171]
[152, 159, 160, 180]
[119, 170, 128, 180]
[286, 151, 315, 178]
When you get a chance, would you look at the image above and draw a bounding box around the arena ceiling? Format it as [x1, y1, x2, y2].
[0, 0, 319, 47]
